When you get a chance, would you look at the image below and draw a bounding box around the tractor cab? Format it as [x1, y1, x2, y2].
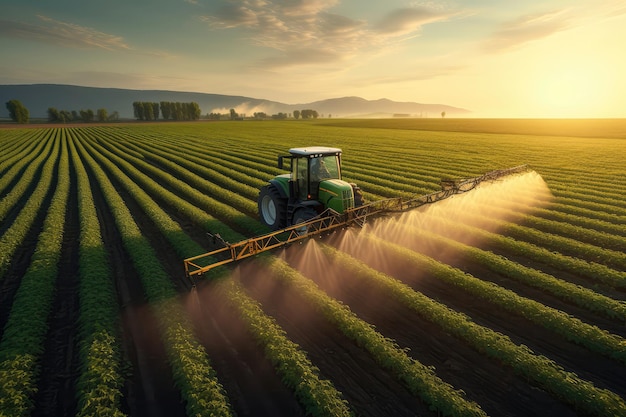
[279, 147, 342, 201]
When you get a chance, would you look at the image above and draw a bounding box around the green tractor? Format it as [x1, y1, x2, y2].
[258, 147, 363, 230]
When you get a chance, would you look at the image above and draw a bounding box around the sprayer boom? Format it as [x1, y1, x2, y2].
[183, 164, 528, 285]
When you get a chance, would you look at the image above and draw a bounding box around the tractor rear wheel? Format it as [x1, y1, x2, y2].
[258, 185, 286, 230]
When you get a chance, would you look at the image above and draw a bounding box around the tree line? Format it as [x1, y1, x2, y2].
[293, 109, 319, 119]
[133, 101, 201, 121]
[216, 108, 320, 120]
[5, 98, 321, 124]
[47, 108, 119, 123]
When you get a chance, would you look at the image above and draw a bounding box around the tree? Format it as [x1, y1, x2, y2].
[47, 107, 60, 122]
[59, 110, 72, 123]
[80, 109, 94, 122]
[143, 102, 153, 121]
[229, 108, 238, 120]
[293, 110, 300, 120]
[6, 99, 29, 124]
[160, 101, 171, 120]
[189, 102, 201, 120]
[133, 101, 144, 120]
[97, 108, 108, 122]
[441, 111, 446, 118]
[300, 109, 318, 119]
[172, 102, 183, 120]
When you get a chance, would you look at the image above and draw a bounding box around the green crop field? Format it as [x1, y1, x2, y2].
[0, 119, 625, 417]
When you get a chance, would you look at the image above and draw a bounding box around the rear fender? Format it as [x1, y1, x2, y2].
[269, 176, 290, 198]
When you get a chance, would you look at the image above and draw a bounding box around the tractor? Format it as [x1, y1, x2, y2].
[257, 147, 363, 230]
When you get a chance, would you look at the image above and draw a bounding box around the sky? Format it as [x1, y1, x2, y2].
[1, 0, 625, 118]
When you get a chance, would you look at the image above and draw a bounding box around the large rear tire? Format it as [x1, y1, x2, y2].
[258, 185, 287, 230]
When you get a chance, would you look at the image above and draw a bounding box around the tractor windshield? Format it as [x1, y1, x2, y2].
[310, 155, 340, 182]
[292, 153, 342, 201]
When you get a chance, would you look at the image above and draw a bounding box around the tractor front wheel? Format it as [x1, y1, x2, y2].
[258, 185, 286, 230]
[292, 207, 319, 235]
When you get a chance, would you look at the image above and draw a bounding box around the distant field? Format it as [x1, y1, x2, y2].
[1, 120, 625, 417]
[320, 117, 626, 139]
[3, 117, 626, 139]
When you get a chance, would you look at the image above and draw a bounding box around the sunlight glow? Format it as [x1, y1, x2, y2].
[532, 60, 612, 117]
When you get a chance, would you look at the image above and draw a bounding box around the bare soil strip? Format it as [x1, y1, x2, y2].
[32, 166, 80, 417]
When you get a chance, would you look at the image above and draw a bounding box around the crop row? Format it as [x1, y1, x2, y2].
[66, 133, 126, 416]
[0, 132, 69, 415]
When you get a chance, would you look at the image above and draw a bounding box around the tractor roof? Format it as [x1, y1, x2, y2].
[289, 147, 342, 157]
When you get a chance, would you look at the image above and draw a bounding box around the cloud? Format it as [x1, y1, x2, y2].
[374, 7, 450, 36]
[200, 4, 259, 28]
[482, 9, 573, 53]
[200, 0, 457, 68]
[258, 47, 342, 69]
[0, 15, 176, 58]
[0, 15, 131, 51]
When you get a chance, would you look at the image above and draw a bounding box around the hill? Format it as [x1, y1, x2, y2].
[0, 84, 470, 119]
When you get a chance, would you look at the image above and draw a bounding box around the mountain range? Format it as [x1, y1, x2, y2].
[0, 84, 470, 119]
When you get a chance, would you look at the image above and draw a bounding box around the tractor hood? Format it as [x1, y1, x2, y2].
[318, 179, 354, 213]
